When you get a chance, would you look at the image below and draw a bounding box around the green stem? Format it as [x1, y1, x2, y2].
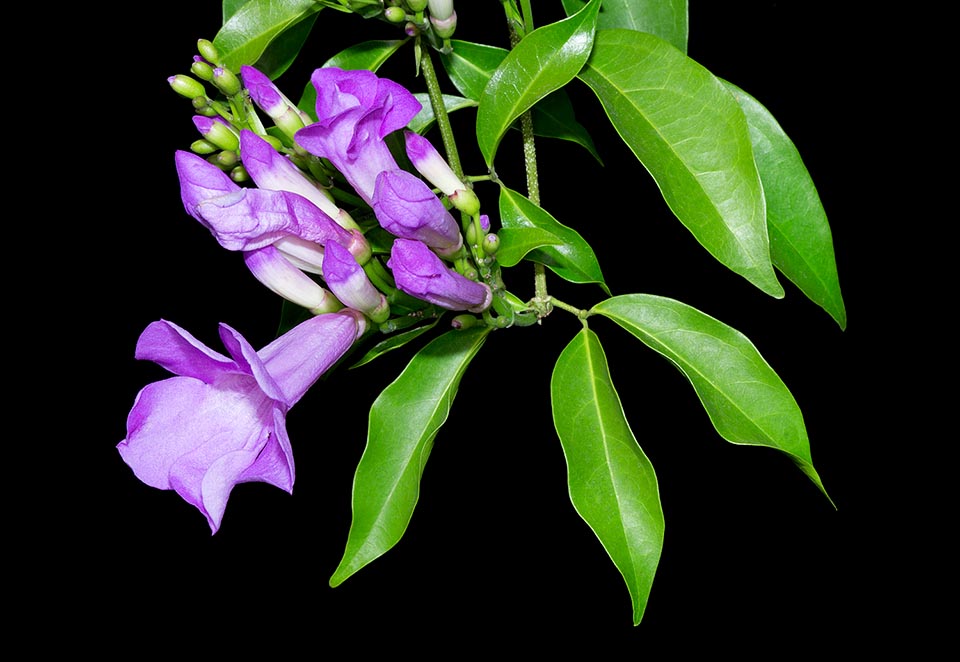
[418, 41, 464, 181]
[549, 297, 588, 319]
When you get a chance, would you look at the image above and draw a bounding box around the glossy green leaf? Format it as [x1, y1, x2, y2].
[348, 317, 441, 369]
[248, 12, 318, 80]
[592, 294, 832, 504]
[494, 226, 564, 268]
[409, 93, 478, 134]
[499, 186, 608, 293]
[476, 0, 601, 166]
[724, 81, 847, 329]
[578, 30, 784, 298]
[441, 41, 600, 163]
[297, 40, 407, 117]
[213, 0, 323, 71]
[551, 326, 664, 626]
[330, 326, 492, 586]
[561, 0, 689, 52]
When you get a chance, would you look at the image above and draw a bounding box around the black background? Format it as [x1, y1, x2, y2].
[42, 0, 926, 653]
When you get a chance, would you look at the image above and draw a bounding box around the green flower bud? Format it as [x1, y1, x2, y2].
[215, 150, 240, 168]
[384, 6, 406, 22]
[430, 11, 456, 38]
[427, 0, 454, 20]
[450, 313, 478, 330]
[168, 74, 206, 100]
[482, 232, 500, 256]
[449, 187, 480, 216]
[197, 39, 220, 65]
[212, 67, 242, 96]
[190, 138, 219, 155]
[230, 165, 249, 183]
[407, 0, 428, 11]
[190, 60, 215, 82]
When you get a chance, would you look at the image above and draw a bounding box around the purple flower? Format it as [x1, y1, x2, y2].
[240, 65, 313, 138]
[403, 130, 466, 197]
[373, 169, 462, 255]
[295, 67, 422, 204]
[387, 238, 492, 313]
[239, 130, 364, 241]
[322, 241, 389, 323]
[244, 245, 339, 313]
[117, 311, 366, 533]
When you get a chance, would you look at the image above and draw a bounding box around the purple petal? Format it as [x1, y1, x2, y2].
[258, 310, 365, 406]
[387, 238, 492, 313]
[175, 150, 240, 222]
[243, 245, 338, 314]
[373, 169, 462, 252]
[321, 240, 387, 318]
[135, 320, 242, 383]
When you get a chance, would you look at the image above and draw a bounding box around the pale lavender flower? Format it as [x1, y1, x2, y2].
[240, 65, 313, 137]
[294, 67, 422, 204]
[373, 169, 462, 256]
[117, 311, 366, 533]
[239, 130, 364, 241]
[322, 241, 389, 323]
[244, 245, 340, 314]
[388, 238, 492, 313]
[403, 130, 466, 197]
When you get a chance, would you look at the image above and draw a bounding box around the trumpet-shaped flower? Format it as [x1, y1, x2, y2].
[295, 67, 422, 204]
[117, 311, 366, 533]
[388, 238, 492, 313]
[240, 65, 313, 138]
[373, 169, 462, 255]
[322, 240, 389, 323]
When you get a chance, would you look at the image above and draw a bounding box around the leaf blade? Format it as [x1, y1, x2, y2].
[724, 81, 847, 329]
[330, 326, 491, 586]
[476, 0, 601, 166]
[578, 29, 783, 298]
[561, 0, 689, 52]
[551, 327, 665, 626]
[213, 0, 323, 71]
[592, 294, 832, 504]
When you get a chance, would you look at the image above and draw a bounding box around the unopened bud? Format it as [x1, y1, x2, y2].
[197, 39, 220, 65]
[407, 0, 428, 11]
[215, 150, 239, 168]
[190, 139, 219, 155]
[190, 59, 215, 82]
[193, 116, 240, 151]
[482, 232, 500, 256]
[449, 187, 480, 216]
[450, 313, 478, 330]
[384, 6, 405, 22]
[230, 165, 249, 183]
[212, 67, 242, 96]
[168, 74, 206, 99]
[430, 10, 457, 38]
[427, 0, 454, 20]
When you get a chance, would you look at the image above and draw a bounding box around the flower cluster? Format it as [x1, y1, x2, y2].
[122, 61, 493, 531]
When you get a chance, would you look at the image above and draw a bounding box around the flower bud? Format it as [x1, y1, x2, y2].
[450, 313, 478, 330]
[430, 10, 457, 38]
[168, 74, 206, 100]
[190, 139, 219, 155]
[190, 58, 215, 82]
[448, 187, 479, 216]
[212, 66, 242, 96]
[388, 238, 492, 313]
[322, 241, 390, 323]
[427, 0, 454, 20]
[241, 65, 312, 139]
[408, 0, 428, 11]
[482, 232, 500, 255]
[244, 245, 341, 314]
[193, 116, 240, 152]
[373, 169, 462, 255]
[384, 6, 405, 22]
[403, 130, 466, 196]
[197, 39, 220, 65]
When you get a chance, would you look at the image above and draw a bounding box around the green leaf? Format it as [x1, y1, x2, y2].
[248, 11, 318, 80]
[476, 0, 601, 166]
[493, 226, 564, 268]
[409, 93, 478, 134]
[213, 0, 323, 71]
[551, 326, 664, 626]
[441, 41, 600, 163]
[348, 317, 441, 369]
[330, 326, 492, 586]
[498, 186, 608, 294]
[578, 29, 784, 298]
[724, 81, 847, 329]
[592, 294, 833, 505]
[561, 0, 689, 53]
